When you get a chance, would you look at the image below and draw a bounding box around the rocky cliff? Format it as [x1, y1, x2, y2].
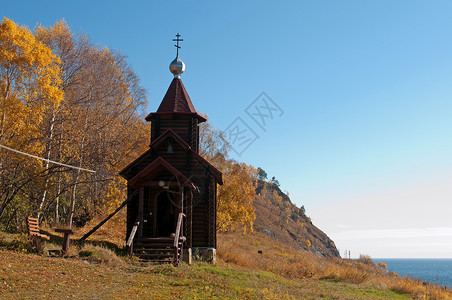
[254, 180, 339, 258]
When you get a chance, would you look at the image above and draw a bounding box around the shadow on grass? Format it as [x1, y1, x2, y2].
[40, 229, 127, 257]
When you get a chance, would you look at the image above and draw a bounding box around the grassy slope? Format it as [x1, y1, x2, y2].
[0, 248, 409, 299]
[1, 221, 450, 299]
[218, 232, 452, 299]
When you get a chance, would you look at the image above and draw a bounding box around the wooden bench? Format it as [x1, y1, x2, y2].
[26, 217, 50, 253]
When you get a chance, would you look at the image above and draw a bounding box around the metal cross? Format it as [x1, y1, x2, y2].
[173, 33, 183, 56]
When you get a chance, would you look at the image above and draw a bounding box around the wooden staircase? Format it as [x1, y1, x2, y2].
[132, 237, 183, 264]
[127, 213, 185, 266]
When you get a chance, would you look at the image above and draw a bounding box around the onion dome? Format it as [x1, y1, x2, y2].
[169, 56, 185, 78]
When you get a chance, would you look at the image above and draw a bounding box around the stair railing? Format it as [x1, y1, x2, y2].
[173, 213, 186, 266]
[127, 218, 141, 257]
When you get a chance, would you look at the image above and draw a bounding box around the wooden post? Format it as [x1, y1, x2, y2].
[55, 228, 73, 255]
[126, 219, 140, 257]
[180, 187, 184, 239]
[186, 193, 192, 248]
[138, 187, 144, 238]
[153, 193, 157, 237]
[214, 182, 217, 249]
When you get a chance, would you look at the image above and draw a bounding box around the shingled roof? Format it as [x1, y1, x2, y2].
[145, 78, 206, 122]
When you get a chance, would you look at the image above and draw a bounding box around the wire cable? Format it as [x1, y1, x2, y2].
[0, 144, 119, 176]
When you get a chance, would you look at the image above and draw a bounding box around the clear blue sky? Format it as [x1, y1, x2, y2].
[4, 0, 452, 258]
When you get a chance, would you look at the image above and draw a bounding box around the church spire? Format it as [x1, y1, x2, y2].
[169, 33, 185, 78]
[145, 33, 206, 124]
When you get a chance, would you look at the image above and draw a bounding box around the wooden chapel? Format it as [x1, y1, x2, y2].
[119, 35, 222, 264]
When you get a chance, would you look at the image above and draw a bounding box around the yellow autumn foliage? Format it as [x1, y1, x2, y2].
[217, 162, 256, 233]
[199, 119, 257, 233]
[0, 17, 63, 151]
[0, 18, 148, 229]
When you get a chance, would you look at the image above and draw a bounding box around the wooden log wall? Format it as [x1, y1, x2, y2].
[126, 114, 217, 247]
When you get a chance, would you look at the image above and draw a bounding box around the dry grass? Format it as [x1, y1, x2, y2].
[0, 246, 409, 299]
[78, 244, 126, 268]
[0, 230, 409, 299]
[1, 226, 450, 299]
[43, 215, 127, 248]
[218, 231, 452, 300]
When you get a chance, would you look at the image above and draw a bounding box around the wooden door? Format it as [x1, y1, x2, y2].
[155, 191, 176, 237]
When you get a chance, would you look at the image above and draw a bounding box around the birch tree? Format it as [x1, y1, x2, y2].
[0, 18, 63, 223]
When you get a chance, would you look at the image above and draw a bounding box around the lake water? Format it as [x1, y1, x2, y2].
[373, 258, 452, 288]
